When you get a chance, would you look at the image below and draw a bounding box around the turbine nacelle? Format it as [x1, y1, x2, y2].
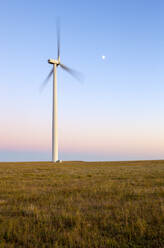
[48, 59, 60, 65]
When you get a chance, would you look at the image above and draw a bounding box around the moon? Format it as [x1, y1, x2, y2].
[102, 55, 106, 60]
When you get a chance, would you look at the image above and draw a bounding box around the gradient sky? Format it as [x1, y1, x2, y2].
[0, 0, 164, 161]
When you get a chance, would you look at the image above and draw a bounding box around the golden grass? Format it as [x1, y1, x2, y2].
[0, 160, 164, 247]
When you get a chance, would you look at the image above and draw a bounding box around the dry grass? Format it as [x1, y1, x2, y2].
[0, 160, 164, 247]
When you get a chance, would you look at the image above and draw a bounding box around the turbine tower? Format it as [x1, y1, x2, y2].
[42, 23, 81, 162]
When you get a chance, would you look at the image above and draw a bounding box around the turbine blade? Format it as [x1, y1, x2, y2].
[60, 64, 83, 82]
[40, 68, 53, 91]
[57, 18, 60, 60]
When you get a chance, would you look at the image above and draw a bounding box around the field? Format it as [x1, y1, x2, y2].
[0, 160, 164, 248]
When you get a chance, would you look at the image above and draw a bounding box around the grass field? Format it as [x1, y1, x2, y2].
[0, 160, 164, 248]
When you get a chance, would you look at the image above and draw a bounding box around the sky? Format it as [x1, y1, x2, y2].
[0, 0, 164, 161]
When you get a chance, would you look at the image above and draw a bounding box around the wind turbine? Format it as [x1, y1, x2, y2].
[42, 24, 81, 163]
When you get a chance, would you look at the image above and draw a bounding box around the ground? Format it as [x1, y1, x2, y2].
[0, 160, 164, 248]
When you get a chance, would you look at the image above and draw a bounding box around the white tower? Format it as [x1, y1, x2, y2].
[48, 59, 59, 162]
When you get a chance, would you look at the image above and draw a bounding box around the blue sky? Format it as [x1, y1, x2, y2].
[0, 0, 164, 161]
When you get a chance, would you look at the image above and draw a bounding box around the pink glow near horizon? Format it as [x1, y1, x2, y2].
[1, 123, 164, 158]
[1, 110, 164, 159]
